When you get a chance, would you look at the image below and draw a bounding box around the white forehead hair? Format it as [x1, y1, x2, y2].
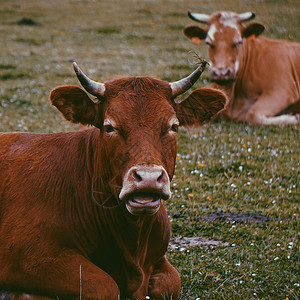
[219, 11, 239, 29]
[207, 23, 217, 42]
[207, 15, 242, 43]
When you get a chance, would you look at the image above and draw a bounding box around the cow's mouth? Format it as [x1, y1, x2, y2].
[125, 193, 161, 216]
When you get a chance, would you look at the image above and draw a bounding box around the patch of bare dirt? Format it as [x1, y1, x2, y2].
[169, 236, 229, 251]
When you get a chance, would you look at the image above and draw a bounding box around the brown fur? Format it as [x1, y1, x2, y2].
[184, 11, 300, 125]
[0, 76, 226, 299]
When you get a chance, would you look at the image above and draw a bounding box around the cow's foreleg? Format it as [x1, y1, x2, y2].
[266, 114, 300, 125]
[248, 113, 300, 125]
[246, 97, 300, 125]
[148, 256, 180, 300]
[3, 249, 120, 300]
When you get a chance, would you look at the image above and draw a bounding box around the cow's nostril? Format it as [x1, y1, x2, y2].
[133, 170, 143, 182]
[225, 69, 231, 77]
[212, 69, 218, 77]
[157, 171, 164, 182]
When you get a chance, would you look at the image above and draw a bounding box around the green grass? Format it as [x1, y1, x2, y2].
[169, 124, 299, 299]
[0, 0, 299, 299]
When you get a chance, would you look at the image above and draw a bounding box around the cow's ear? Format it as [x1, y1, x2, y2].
[183, 25, 207, 44]
[174, 88, 227, 126]
[242, 23, 265, 38]
[50, 85, 103, 127]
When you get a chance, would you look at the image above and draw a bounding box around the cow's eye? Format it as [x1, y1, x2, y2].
[103, 119, 117, 135]
[206, 41, 215, 49]
[170, 124, 179, 133]
[104, 124, 115, 134]
[233, 41, 242, 48]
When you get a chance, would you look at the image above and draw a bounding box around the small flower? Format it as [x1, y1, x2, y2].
[198, 163, 204, 167]
[207, 196, 212, 201]
[188, 193, 194, 197]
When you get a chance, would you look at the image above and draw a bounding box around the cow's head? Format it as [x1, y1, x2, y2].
[184, 11, 265, 85]
[50, 62, 227, 215]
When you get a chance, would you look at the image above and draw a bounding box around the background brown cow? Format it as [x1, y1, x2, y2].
[0, 63, 226, 299]
[184, 11, 300, 125]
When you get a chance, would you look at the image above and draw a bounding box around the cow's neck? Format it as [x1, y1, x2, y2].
[78, 128, 169, 254]
[89, 170, 168, 295]
[90, 136, 170, 294]
[43, 128, 168, 296]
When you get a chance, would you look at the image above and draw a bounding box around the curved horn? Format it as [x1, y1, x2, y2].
[188, 11, 210, 24]
[170, 61, 207, 97]
[73, 62, 105, 97]
[239, 11, 256, 22]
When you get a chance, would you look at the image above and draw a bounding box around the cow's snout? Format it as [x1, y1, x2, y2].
[132, 167, 167, 190]
[119, 165, 171, 215]
[210, 67, 235, 84]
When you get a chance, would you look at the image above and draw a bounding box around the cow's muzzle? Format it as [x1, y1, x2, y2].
[119, 165, 171, 215]
[210, 67, 236, 85]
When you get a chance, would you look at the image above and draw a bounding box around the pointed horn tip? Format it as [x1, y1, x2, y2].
[239, 11, 256, 22]
[72, 62, 80, 74]
[170, 63, 207, 97]
[187, 11, 210, 23]
[196, 60, 208, 74]
[188, 11, 198, 21]
[200, 60, 208, 68]
[71, 62, 105, 96]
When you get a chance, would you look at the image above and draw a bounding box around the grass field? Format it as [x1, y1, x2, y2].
[0, 0, 299, 299]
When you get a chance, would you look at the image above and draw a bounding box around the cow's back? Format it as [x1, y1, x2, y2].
[243, 37, 300, 96]
[0, 130, 92, 203]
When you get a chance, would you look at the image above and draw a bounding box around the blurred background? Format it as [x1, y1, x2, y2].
[1, 0, 299, 132]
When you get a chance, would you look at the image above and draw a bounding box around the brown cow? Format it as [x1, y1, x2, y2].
[0, 62, 226, 300]
[184, 11, 300, 125]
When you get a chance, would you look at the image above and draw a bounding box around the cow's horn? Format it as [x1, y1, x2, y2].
[73, 62, 106, 97]
[170, 61, 207, 97]
[239, 11, 256, 22]
[188, 11, 210, 24]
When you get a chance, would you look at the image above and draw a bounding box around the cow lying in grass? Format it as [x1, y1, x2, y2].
[0, 62, 226, 299]
[184, 11, 300, 125]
